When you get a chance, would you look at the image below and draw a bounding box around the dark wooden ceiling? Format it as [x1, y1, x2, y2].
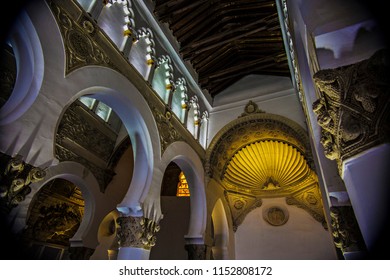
[153, 0, 290, 98]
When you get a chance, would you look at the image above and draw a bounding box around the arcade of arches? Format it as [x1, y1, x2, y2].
[1, 0, 389, 260]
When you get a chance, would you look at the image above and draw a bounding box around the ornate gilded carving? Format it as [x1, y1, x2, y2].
[263, 206, 289, 226]
[151, 106, 184, 154]
[224, 191, 262, 231]
[55, 101, 117, 192]
[206, 113, 312, 180]
[185, 244, 206, 260]
[48, 1, 113, 74]
[0, 153, 46, 213]
[116, 216, 160, 250]
[313, 49, 390, 173]
[330, 206, 366, 253]
[285, 184, 327, 229]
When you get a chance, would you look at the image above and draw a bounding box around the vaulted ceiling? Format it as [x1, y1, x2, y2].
[153, 0, 291, 98]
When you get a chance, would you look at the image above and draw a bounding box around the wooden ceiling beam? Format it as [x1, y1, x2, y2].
[189, 25, 268, 56]
[181, 17, 267, 53]
[170, 2, 210, 30]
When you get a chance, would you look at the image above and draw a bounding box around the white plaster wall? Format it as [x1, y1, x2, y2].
[208, 76, 307, 143]
[235, 197, 336, 260]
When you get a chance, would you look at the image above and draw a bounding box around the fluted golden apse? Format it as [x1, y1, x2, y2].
[206, 107, 327, 230]
[223, 141, 311, 191]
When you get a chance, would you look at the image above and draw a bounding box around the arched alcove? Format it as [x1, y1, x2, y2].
[205, 109, 335, 259]
[149, 162, 190, 260]
[211, 199, 229, 260]
[22, 178, 85, 259]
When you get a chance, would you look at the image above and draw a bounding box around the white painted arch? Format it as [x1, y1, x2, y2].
[158, 141, 207, 239]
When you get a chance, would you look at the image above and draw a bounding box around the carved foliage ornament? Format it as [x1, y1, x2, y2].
[313, 49, 390, 172]
[48, 1, 112, 74]
[0, 153, 46, 213]
[116, 216, 160, 250]
[224, 191, 262, 232]
[152, 106, 183, 154]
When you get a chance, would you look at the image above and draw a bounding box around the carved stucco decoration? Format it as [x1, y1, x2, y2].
[313, 49, 390, 173]
[224, 191, 262, 232]
[207, 104, 326, 230]
[285, 183, 327, 229]
[151, 106, 184, 154]
[56, 103, 116, 161]
[329, 206, 366, 253]
[55, 101, 117, 192]
[0, 153, 46, 213]
[116, 216, 160, 250]
[48, 1, 115, 75]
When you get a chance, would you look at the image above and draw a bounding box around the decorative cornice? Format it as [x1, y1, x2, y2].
[151, 106, 184, 154]
[312, 49, 390, 174]
[239, 100, 266, 117]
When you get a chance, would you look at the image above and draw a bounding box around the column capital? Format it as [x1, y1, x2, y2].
[312, 49, 390, 174]
[116, 216, 160, 250]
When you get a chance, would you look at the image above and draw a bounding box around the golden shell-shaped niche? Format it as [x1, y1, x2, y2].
[223, 141, 313, 196]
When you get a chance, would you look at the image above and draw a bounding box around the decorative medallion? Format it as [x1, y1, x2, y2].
[263, 206, 289, 226]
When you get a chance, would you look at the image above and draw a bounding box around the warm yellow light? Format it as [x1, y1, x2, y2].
[223, 140, 311, 190]
[176, 171, 190, 197]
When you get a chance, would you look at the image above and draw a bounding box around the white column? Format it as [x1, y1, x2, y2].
[342, 143, 390, 254]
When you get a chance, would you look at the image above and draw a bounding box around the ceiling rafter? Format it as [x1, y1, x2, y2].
[153, 0, 290, 98]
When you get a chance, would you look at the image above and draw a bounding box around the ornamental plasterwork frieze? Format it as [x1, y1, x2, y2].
[313, 49, 390, 174]
[116, 216, 160, 250]
[48, 0, 205, 161]
[48, 1, 115, 75]
[151, 106, 184, 154]
[224, 191, 262, 232]
[55, 102, 117, 192]
[285, 183, 327, 229]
